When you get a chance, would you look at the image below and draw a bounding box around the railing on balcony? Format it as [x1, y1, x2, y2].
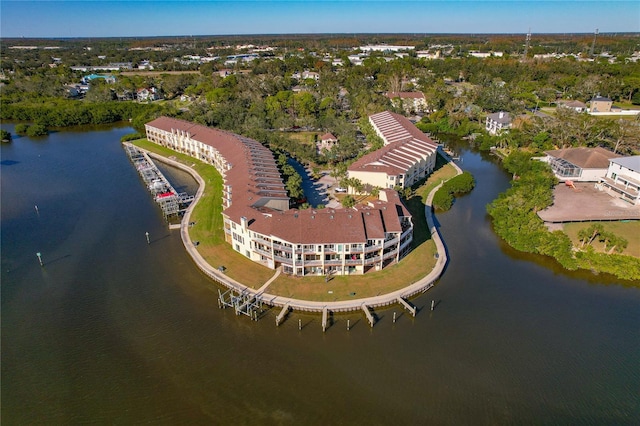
[363, 244, 382, 254]
[253, 246, 272, 258]
[383, 250, 398, 261]
[274, 254, 293, 264]
[251, 235, 272, 245]
[272, 241, 293, 253]
[363, 256, 381, 265]
[384, 237, 399, 249]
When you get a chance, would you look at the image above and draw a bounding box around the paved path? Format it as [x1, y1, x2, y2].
[140, 145, 462, 313]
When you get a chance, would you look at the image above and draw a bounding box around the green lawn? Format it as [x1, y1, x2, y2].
[563, 221, 640, 258]
[277, 131, 317, 146]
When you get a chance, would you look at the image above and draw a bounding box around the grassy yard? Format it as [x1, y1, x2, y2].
[278, 131, 317, 146]
[130, 139, 457, 299]
[563, 221, 640, 258]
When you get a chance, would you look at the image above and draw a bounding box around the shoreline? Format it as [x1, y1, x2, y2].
[141, 145, 462, 313]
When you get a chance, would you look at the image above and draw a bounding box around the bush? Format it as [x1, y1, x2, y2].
[433, 171, 475, 211]
[121, 132, 143, 142]
[26, 124, 48, 136]
[15, 123, 29, 134]
[1, 129, 12, 142]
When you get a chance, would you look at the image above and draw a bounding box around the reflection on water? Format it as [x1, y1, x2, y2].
[1, 125, 639, 424]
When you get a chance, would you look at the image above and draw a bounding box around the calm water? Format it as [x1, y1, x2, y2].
[2, 125, 639, 425]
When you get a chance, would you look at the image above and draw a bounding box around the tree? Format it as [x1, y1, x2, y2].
[341, 195, 356, 208]
[578, 223, 605, 248]
[286, 173, 304, 200]
[1, 129, 12, 142]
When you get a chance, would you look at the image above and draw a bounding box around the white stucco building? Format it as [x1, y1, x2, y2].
[544, 147, 621, 182]
[599, 155, 640, 205]
[347, 111, 439, 190]
[145, 117, 414, 276]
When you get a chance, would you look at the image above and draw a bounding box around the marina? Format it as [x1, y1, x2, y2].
[123, 142, 194, 220]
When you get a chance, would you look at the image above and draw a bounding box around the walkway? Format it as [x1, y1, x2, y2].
[138, 145, 462, 313]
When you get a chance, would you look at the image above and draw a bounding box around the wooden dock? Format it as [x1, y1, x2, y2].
[322, 307, 328, 332]
[397, 297, 417, 317]
[275, 303, 290, 326]
[362, 304, 375, 327]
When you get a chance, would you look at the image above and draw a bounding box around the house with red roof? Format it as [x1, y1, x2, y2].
[317, 132, 338, 154]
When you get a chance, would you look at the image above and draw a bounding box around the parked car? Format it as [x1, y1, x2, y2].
[335, 187, 347, 193]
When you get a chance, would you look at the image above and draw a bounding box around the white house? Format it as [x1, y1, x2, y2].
[557, 100, 587, 113]
[137, 87, 161, 102]
[317, 132, 337, 154]
[385, 92, 429, 114]
[544, 147, 621, 182]
[599, 155, 640, 205]
[485, 111, 512, 135]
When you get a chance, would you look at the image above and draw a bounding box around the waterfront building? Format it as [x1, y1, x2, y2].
[598, 155, 640, 205]
[485, 111, 512, 135]
[347, 111, 439, 190]
[543, 147, 621, 182]
[145, 117, 414, 276]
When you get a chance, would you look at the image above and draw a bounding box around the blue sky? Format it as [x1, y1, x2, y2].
[1, 1, 638, 38]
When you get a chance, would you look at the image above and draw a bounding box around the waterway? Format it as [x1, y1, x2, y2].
[1, 124, 639, 425]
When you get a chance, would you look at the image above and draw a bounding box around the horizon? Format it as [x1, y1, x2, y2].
[3, 31, 640, 42]
[1, 1, 638, 39]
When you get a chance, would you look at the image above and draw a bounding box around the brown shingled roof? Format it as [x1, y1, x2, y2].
[545, 147, 621, 169]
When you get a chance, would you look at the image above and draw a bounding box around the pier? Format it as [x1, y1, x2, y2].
[123, 143, 194, 220]
[362, 304, 375, 327]
[397, 297, 417, 317]
[322, 307, 329, 332]
[275, 303, 290, 326]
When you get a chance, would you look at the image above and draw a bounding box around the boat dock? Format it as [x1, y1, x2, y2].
[123, 143, 194, 219]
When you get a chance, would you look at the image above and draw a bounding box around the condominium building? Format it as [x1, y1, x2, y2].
[145, 117, 414, 276]
[348, 111, 439, 190]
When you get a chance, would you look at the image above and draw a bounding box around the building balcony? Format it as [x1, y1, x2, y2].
[383, 251, 398, 261]
[384, 237, 399, 249]
[272, 241, 293, 252]
[274, 254, 293, 264]
[252, 235, 272, 245]
[254, 246, 272, 257]
[363, 244, 382, 254]
[363, 256, 381, 265]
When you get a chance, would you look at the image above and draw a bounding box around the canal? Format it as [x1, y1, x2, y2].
[1, 124, 639, 424]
